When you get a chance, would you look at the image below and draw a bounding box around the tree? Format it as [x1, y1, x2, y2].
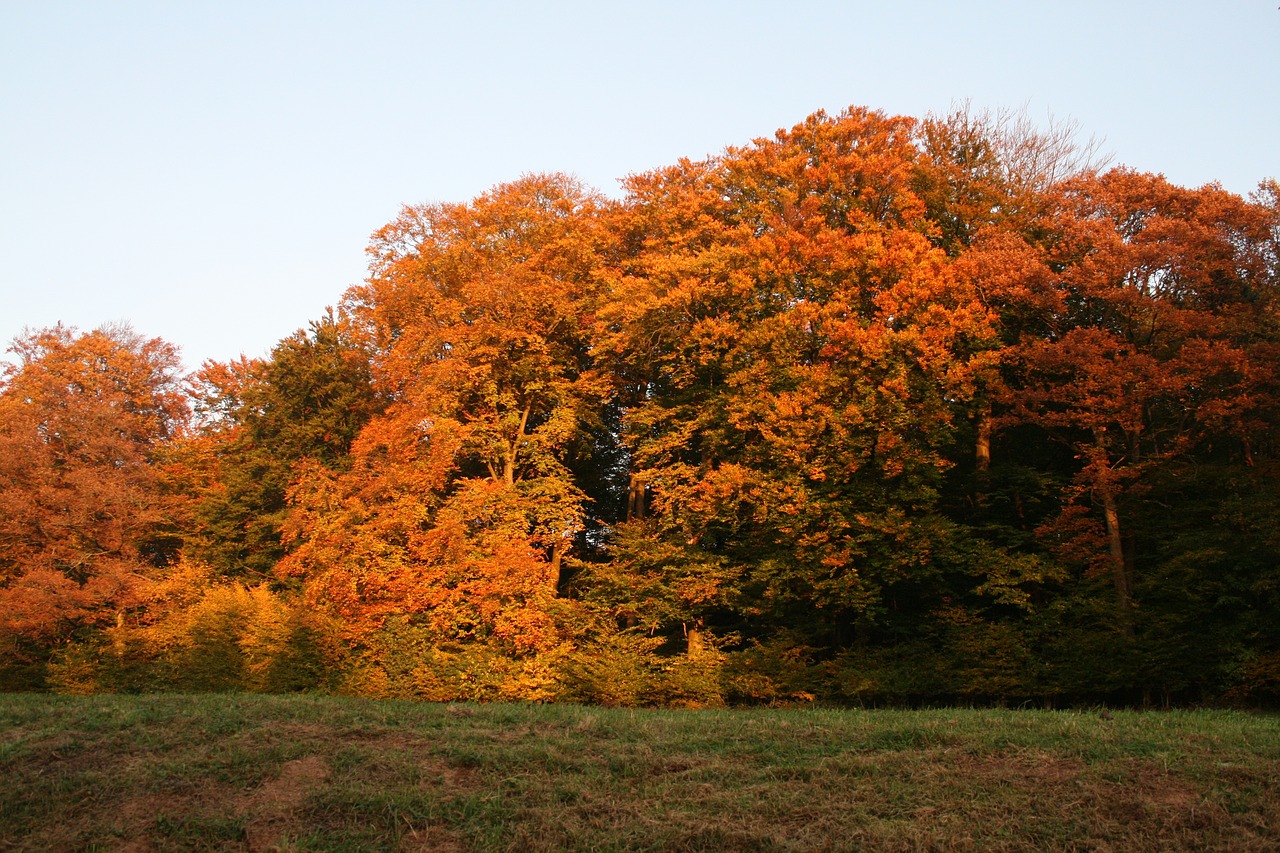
[283, 174, 613, 665]
[1007, 169, 1280, 632]
[0, 324, 188, 664]
[913, 103, 1109, 257]
[595, 107, 1039, 656]
[182, 309, 381, 578]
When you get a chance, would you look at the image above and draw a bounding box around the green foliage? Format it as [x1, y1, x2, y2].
[553, 630, 667, 707]
[337, 617, 567, 702]
[719, 636, 825, 704]
[155, 583, 343, 693]
[0, 656, 46, 692]
[575, 522, 737, 635]
[43, 576, 345, 696]
[186, 310, 381, 578]
[1126, 461, 1280, 703]
[46, 632, 163, 696]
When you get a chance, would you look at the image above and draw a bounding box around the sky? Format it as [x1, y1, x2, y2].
[2, 1, 1277, 372]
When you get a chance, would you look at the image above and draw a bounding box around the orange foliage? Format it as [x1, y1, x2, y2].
[282, 175, 611, 652]
[0, 325, 188, 648]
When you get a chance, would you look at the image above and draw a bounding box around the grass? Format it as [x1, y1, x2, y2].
[1, 694, 1278, 851]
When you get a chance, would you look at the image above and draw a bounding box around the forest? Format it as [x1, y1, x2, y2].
[3, 105, 1278, 707]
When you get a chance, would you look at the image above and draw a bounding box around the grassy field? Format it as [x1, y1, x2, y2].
[1, 694, 1277, 851]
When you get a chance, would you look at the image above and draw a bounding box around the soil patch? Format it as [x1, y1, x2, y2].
[242, 755, 331, 852]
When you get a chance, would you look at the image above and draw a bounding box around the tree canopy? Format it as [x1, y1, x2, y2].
[4, 106, 1278, 707]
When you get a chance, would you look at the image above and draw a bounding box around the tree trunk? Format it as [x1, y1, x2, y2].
[626, 473, 646, 521]
[1100, 485, 1131, 614]
[1091, 443, 1133, 633]
[502, 403, 533, 485]
[975, 399, 992, 472]
[549, 537, 565, 593]
[685, 621, 707, 658]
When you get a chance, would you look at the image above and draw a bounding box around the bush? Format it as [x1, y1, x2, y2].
[554, 631, 666, 706]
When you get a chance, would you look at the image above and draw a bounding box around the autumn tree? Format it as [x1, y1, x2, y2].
[281, 174, 614, 687]
[912, 104, 1112, 490]
[913, 104, 1109, 257]
[7, 106, 1275, 707]
[1005, 172, 1276, 617]
[0, 324, 188, 681]
[591, 108, 1050, 666]
[959, 169, 1280, 703]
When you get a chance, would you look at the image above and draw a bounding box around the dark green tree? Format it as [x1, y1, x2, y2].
[184, 309, 381, 578]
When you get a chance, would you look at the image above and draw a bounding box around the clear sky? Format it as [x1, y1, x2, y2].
[2, 1, 1277, 371]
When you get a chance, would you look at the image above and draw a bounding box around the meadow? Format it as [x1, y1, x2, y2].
[1, 694, 1277, 851]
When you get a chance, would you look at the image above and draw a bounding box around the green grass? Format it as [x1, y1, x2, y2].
[1, 695, 1277, 851]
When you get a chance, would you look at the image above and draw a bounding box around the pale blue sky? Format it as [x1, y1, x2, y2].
[2, 1, 1276, 371]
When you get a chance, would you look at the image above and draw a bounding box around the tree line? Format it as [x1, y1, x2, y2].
[3, 106, 1278, 706]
